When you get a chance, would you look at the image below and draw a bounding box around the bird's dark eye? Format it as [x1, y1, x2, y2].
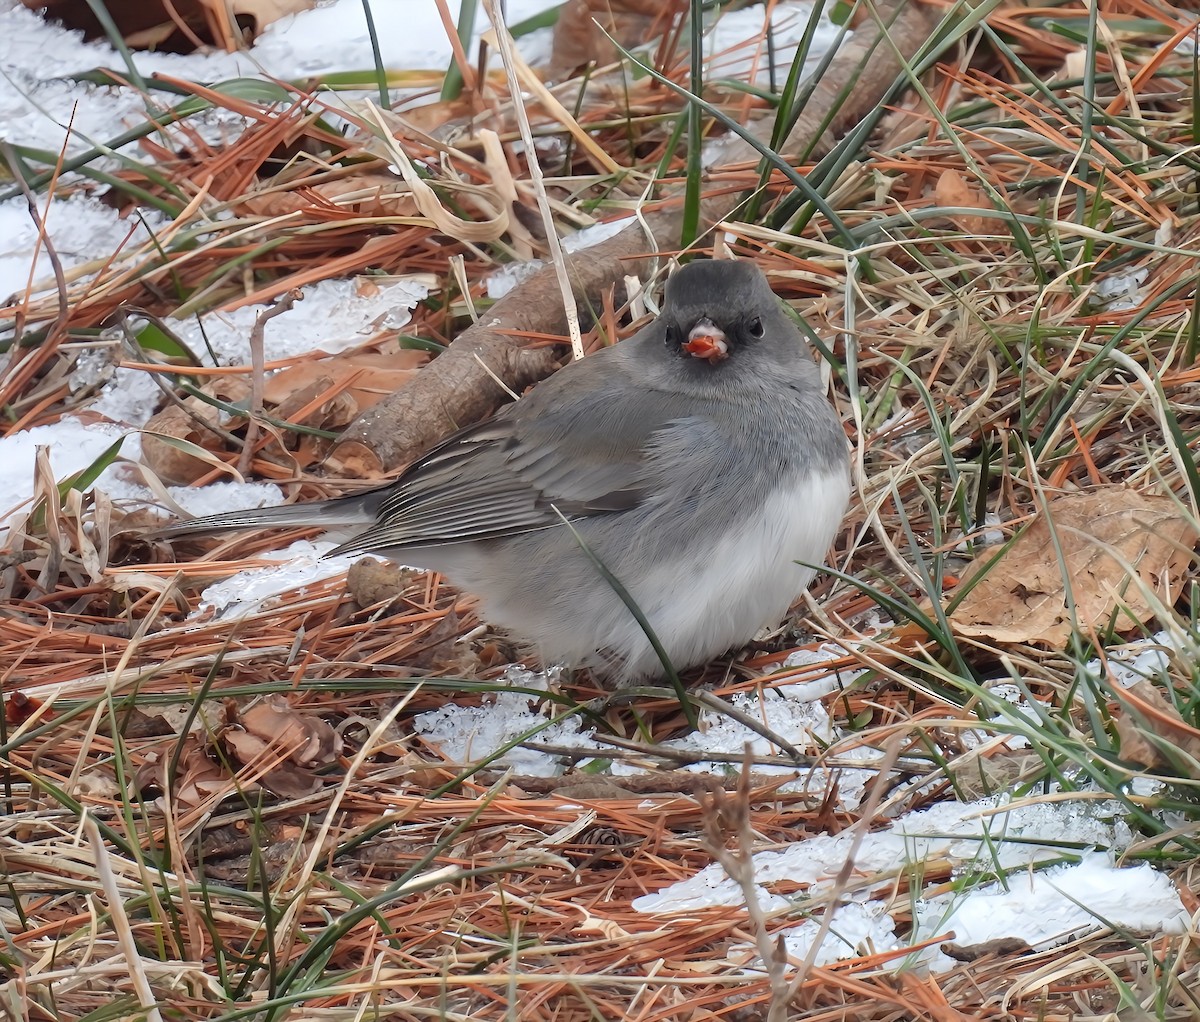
[748, 317, 764, 338]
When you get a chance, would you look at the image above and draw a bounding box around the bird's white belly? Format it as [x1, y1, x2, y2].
[610, 467, 851, 678]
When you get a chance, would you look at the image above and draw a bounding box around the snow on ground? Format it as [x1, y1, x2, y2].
[413, 667, 598, 777]
[727, 853, 1192, 973]
[405, 633, 1197, 971]
[196, 539, 367, 619]
[706, 1, 842, 85]
[0, 194, 166, 304]
[635, 792, 1193, 973]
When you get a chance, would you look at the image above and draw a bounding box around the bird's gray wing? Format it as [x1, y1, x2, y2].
[336, 377, 701, 554]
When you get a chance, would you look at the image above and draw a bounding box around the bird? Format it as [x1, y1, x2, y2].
[164, 259, 850, 684]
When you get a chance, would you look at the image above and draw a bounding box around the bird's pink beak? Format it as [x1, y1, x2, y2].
[682, 318, 729, 364]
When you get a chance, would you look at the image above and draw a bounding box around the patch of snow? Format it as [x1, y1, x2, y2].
[915, 852, 1192, 973]
[959, 682, 1043, 751]
[486, 259, 544, 300]
[950, 511, 1005, 551]
[1092, 266, 1148, 312]
[88, 368, 165, 428]
[0, 419, 129, 532]
[707, 1, 842, 86]
[781, 641, 865, 695]
[0, 274, 430, 542]
[633, 793, 1135, 915]
[735, 900, 900, 970]
[167, 275, 431, 366]
[250, 0, 560, 80]
[664, 689, 835, 762]
[485, 217, 638, 299]
[784, 744, 884, 811]
[0, 1, 561, 158]
[1085, 631, 1175, 688]
[196, 539, 366, 618]
[562, 217, 636, 254]
[166, 480, 286, 519]
[602, 682, 879, 808]
[0, 193, 165, 303]
[413, 667, 601, 777]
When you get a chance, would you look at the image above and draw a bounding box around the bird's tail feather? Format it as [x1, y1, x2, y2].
[158, 492, 382, 538]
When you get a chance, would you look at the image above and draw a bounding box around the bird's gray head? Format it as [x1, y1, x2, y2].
[659, 260, 789, 369]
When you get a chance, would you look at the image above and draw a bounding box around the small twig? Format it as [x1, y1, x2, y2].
[237, 289, 301, 475]
[693, 689, 806, 761]
[701, 752, 793, 1022]
[554, 732, 925, 776]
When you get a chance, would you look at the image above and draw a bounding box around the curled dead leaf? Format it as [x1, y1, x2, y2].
[242, 695, 341, 766]
[142, 377, 250, 484]
[346, 558, 423, 608]
[136, 741, 243, 808]
[948, 489, 1197, 647]
[221, 712, 330, 799]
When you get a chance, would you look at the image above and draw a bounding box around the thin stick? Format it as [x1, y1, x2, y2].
[237, 289, 301, 476]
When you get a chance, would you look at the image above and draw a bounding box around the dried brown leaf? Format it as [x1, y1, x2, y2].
[934, 168, 991, 236]
[550, 0, 682, 79]
[238, 694, 342, 767]
[262, 350, 427, 418]
[239, 174, 419, 219]
[222, 724, 326, 798]
[1112, 678, 1200, 772]
[135, 741, 242, 808]
[345, 558, 423, 608]
[948, 489, 1197, 646]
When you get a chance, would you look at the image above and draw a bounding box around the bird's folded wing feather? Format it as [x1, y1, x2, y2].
[335, 384, 702, 554]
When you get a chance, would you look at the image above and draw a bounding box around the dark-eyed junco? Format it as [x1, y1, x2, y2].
[166, 260, 850, 682]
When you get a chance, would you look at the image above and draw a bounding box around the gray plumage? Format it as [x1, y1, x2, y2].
[167, 260, 850, 682]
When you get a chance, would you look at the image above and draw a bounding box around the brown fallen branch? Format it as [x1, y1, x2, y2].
[329, 0, 939, 475]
